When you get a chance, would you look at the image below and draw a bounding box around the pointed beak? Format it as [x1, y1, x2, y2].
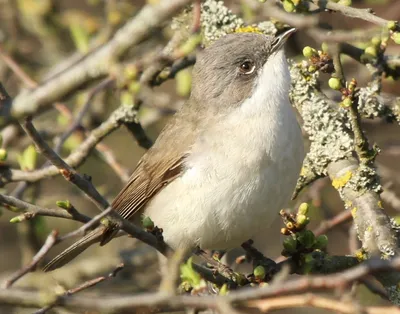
[271, 28, 296, 52]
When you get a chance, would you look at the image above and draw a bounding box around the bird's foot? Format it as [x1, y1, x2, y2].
[148, 226, 164, 243]
[195, 248, 237, 282]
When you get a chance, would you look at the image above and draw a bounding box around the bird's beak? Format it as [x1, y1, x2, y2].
[271, 28, 296, 52]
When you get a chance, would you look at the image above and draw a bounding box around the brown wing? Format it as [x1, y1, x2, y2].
[100, 107, 200, 245]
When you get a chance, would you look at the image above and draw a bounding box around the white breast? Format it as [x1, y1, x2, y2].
[145, 50, 304, 251]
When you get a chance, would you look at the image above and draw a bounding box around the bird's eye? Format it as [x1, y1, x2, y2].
[239, 61, 255, 74]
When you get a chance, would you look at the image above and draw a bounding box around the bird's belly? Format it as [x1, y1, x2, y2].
[144, 125, 303, 251]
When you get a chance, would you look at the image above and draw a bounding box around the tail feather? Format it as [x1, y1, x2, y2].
[43, 228, 103, 272]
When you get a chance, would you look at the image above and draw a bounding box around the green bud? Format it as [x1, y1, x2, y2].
[22, 145, 37, 171]
[176, 69, 192, 97]
[124, 65, 138, 80]
[142, 215, 154, 230]
[10, 216, 23, 223]
[321, 42, 329, 53]
[0, 148, 7, 161]
[308, 65, 317, 73]
[219, 284, 229, 295]
[128, 81, 141, 94]
[178, 34, 202, 56]
[341, 98, 352, 108]
[283, 235, 297, 253]
[298, 203, 309, 215]
[253, 265, 266, 280]
[296, 214, 310, 226]
[298, 230, 316, 249]
[393, 32, 400, 45]
[338, 0, 351, 6]
[371, 36, 381, 47]
[387, 21, 397, 31]
[328, 77, 342, 90]
[282, 0, 295, 12]
[314, 234, 328, 250]
[100, 217, 111, 227]
[56, 200, 71, 210]
[364, 46, 377, 57]
[120, 91, 134, 107]
[234, 272, 248, 286]
[302, 46, 316, 58]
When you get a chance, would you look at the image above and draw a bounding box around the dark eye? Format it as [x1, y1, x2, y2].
[239, 60, 255, 74]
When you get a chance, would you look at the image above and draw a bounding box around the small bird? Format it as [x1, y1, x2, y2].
[44, 29, 304, 271]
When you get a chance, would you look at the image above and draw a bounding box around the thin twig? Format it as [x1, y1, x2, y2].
[0, 193, 91, 223]
[33, 263, 124, 314]
[20, 117, 109, 210]
[313, 209, 352, 237]
[2, 231, 58, 289]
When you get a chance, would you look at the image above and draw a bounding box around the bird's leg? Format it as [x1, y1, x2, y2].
[241, 239, 279, 282]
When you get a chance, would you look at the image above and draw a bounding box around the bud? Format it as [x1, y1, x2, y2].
[321, 42, 329, 53]
[56, 200, 72, 210]
[128, 81, 141, 94]
[142, 215, 154, 230]
[177, 34, 202, 56]
[253, 265, 266, 280]
[308, 65, 317, 73]
[298, 203, 309, 215]
[341, 98, 352, 108]
[0, 148, 7, 161]
[364, 46, 377, 57]
[296, 214, 310, 227]
[176, 69, 192, 97]
[328, 77, 342, 90]
[23, 145, 38, 171]
[283, 235, 297, 253]
[282, 0, 295, 12]
[338, 0, 351, 6]
[393, 32, 400, 45]
[314, 234, 328, 250]
[298, 230, 316, 249]
[303, 46, 316, 58]
[387, 21, 397, 31]
[371, 36, 381, 47]
[10, 216, 23, 223]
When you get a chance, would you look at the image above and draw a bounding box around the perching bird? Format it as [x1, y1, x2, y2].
[44, 29, 304, 271]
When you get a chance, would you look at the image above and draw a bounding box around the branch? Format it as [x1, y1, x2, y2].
[2, 0, 193, 126]
[0, 194, 91, 223]
[2, 231, 58, 289]
[21, 117, 109, 210]
[308, 0, 388, 26]
[0, 105, 133, 186]
[1, 257, 400, 312]
[33, 264, 124, 314]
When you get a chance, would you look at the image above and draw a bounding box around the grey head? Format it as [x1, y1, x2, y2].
[190, 29, 295, 111]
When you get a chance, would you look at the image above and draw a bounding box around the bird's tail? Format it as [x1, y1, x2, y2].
[43, 228, 103, 272]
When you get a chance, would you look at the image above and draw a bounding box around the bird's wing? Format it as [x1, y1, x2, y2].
[100, 109, 198, 245]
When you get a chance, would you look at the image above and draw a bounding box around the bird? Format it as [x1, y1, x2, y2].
[44, 29, 304, 271]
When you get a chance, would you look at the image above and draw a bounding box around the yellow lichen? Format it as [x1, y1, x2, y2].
[367, 225, 373, 232]
[351, 207, 357, 218]
[377, 200, 383, 209]
[354, 249, 367, 262]
[344, 200, 353, 209]
[331, 171, 353, 189]
[234, 26, 263, 34]
[300, 166, 307, 177]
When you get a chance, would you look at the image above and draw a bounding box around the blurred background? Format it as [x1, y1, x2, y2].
[0, 0, 400, 313]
